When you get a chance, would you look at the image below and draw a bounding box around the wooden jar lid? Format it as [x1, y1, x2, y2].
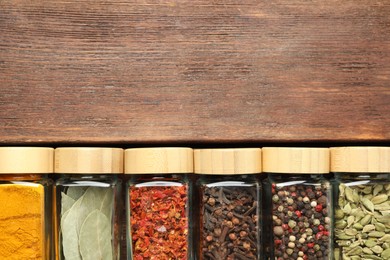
[125, 147, 193, 174]
[55, 147, 123, 174]
[194, 148, 262, 174]
[0, 147, 54, 174]
[331, 146, 390, 173]
[262, 147, 329, 174]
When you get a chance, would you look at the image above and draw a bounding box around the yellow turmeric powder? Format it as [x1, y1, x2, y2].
[0, 183, 45, 260]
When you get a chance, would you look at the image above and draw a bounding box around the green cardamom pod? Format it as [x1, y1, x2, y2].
[379, 234, 390, 242]
[368, 231, 385, 238]
[363, 247, 374, 255]
[336, 220, 347, 229]
[371, 245, 384, 254]
[360, 215, 372, 226]
[362, 198, 375, 212]
[374, 202, 390, 211]
[352, 222, 363, 230]
[346, 246, 362, 256]
[347, 215, 355, 227]
[373, 185, 383, 196]
[362, 255, 384, 260]
[362, 224, 376, 233]
[335, 209, 345, 219]
[371, 194, 388, 204]
[337, 233, 356, 240]
[375, 222, 386, 232]
[365, 239, 377, 248]
[343, 203, 352, 214]
[382, 248, 390, 260]
[362, 186, 373, 194]
[345, 187, 354, 202]
[345, 229, 358, 236]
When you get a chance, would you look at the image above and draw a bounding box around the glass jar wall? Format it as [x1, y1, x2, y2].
[0, 147, 54, 260]
[54, 147, 123, 260]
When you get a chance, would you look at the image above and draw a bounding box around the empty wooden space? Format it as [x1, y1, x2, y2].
[0, 0, 389, 144]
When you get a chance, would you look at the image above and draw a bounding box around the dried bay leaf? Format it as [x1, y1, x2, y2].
[61, 186, 115, 259]
[79, 210, 113, 260]
[66, 186, 87, 200]
[61, 198, 82, 260]
[61, 192, 75, 216]
[76, 187, 113, 233]
[100, 189, 114, 224]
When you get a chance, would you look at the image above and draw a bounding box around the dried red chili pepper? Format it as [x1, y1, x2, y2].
[129, 185, 189, 260]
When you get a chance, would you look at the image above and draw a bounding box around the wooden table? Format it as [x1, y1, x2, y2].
[1, 0, 389, 145]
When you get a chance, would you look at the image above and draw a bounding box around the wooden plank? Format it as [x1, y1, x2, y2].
[0, 0, 389, 144]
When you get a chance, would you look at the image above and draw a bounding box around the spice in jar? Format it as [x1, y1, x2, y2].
[263, 147, 332, 260]
[194, 148, 262, 260]
[129, 185, 189, 259]
[0, 183, 46, 259]
[331, 147, 390, 260]
[55, 147, 123, 260]
[335, 183, 390, 259]
[0, 147, 53, 260]
[60, 187, 115, 259]
[201, 186, 259, 259]
[271, 183, 331, 259]
[125, 147, 193, 260]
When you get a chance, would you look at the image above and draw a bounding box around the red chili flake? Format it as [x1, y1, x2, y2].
[130, 185, 188, 260]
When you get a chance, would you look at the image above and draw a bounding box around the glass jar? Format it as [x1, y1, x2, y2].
[331, 147, 390, 260]
[194, 148, 263, 260]
[0, 147, 54, 260]
[54, 147, 123, 260]
[125, 147, 193, 260]
[262, 147, 332, 260]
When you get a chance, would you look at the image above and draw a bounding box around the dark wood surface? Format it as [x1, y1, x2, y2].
[0, 0, 389, 144]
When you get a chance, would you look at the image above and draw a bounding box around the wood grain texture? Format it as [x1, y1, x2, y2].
[0, 0, 389, 144]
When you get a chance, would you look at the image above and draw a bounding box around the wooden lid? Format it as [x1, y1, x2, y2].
[124, 147, 193, 174]
[194, 148, 262, 174]
[262, 147, 329, 174]
[331, 146, 390, 173]
[55, 147, 123, 174]
[0, 147, 54, 174]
